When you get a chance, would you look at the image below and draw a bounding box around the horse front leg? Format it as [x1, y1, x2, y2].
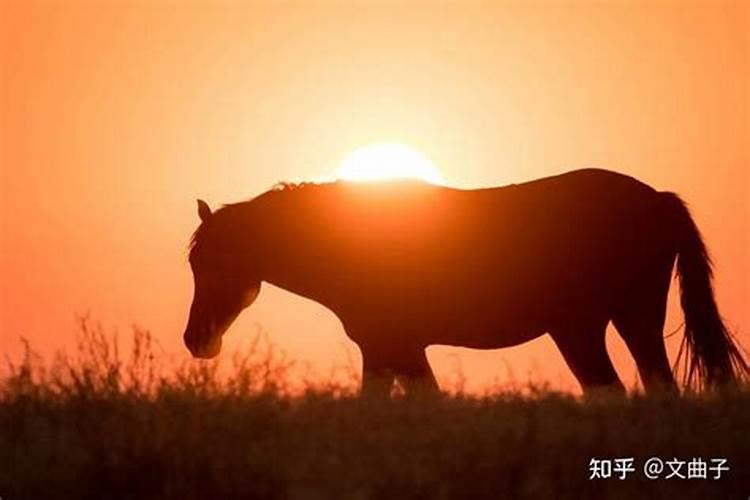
[360, 348, 395, 399]
[360, 345, 439, 398]
[394, 348, 439, 395]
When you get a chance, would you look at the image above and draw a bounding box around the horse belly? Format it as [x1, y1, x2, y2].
[432, 324, 547, 350]
[404, 290, 550, 349]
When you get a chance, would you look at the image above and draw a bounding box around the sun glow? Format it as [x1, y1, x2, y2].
[336, 143, 444, 185]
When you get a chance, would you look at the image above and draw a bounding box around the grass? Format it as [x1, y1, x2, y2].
[1, 321, 748, 500]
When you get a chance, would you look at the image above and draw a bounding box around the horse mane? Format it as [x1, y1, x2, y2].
[271, 180, 317, 192]
[189, 181, 326, 251]
[188, 178, 439, 251]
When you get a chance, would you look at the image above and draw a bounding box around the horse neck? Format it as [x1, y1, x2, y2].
[252, 188, 330, 301]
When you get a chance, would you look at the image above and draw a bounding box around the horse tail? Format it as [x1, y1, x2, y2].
[662, 192, 749, 389]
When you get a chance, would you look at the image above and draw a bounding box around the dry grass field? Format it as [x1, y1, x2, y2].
[1, 324, 748, 500]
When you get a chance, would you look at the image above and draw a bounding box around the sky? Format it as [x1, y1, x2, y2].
[1, 1, 747, 393]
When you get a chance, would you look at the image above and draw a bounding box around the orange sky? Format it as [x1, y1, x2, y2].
[1, 1, 747, 393]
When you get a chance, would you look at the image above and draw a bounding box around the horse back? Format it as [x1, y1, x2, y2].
[267, 169, 670, 341]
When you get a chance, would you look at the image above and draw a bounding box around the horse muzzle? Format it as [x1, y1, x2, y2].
[184, 324, 223, 359]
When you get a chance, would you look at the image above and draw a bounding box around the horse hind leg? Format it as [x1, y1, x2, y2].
[550, 319, 625, 395]
[612, 263, 678, 394]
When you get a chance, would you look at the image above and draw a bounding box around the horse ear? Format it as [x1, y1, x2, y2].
[197, 199, 212, 222]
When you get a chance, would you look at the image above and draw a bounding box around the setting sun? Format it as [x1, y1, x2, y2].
[336, 143, 444, 184]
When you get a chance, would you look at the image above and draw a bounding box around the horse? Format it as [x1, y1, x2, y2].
[183, 168, 747, 397]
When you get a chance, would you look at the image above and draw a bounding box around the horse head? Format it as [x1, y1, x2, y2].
[183, 199, 261, 358]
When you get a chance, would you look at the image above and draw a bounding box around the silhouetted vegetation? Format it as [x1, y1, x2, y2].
[1, 323, 748, 500]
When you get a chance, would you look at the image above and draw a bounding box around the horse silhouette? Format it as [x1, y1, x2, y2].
[183, 168, 747, 396]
